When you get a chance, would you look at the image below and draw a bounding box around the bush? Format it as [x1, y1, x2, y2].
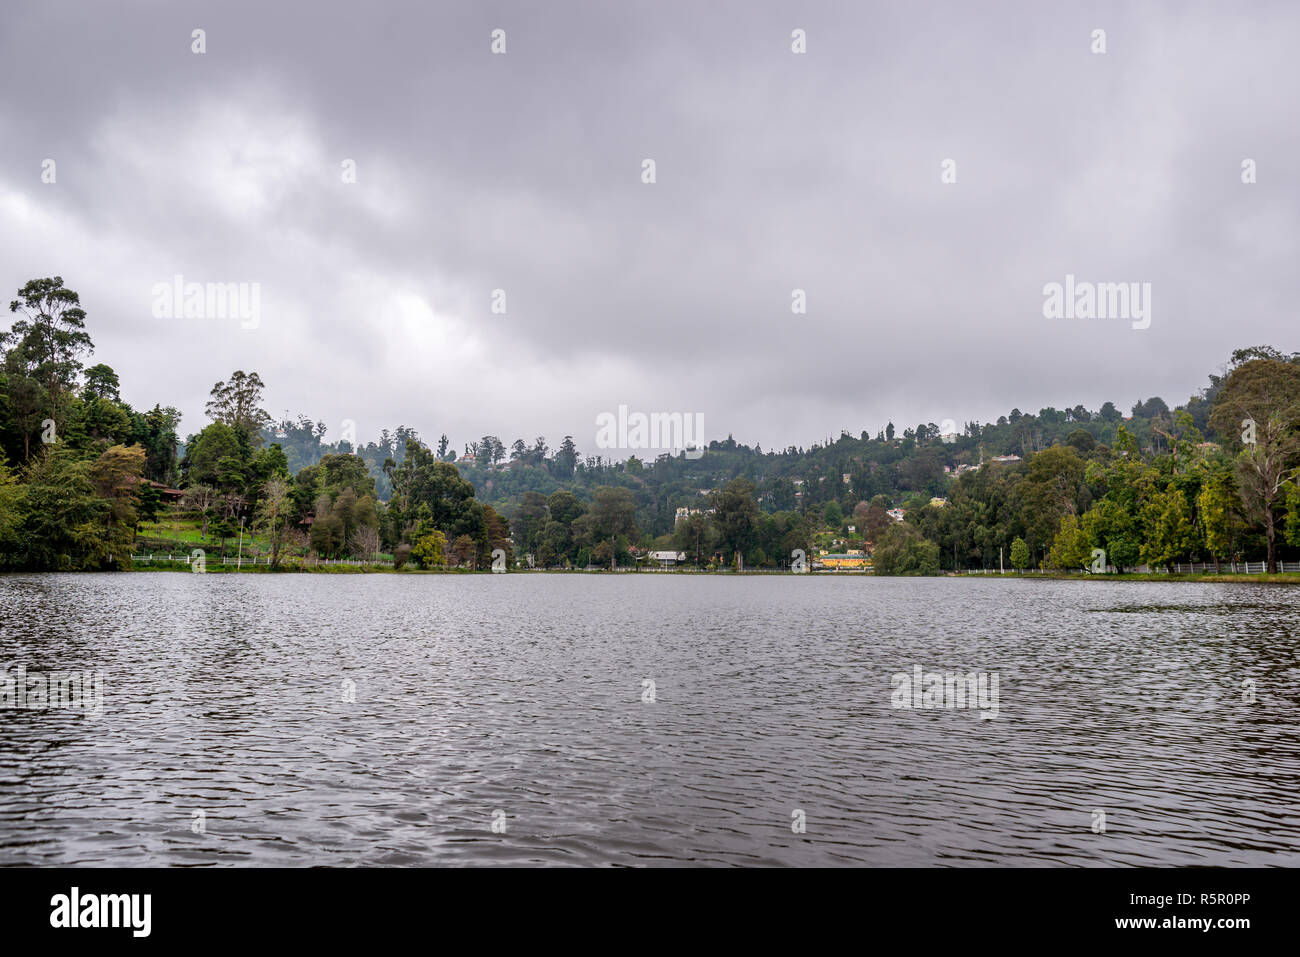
[411, 530, 446, 569]
[1045, 515, 1091, 570]
[393, 543, 412, 570]
[871, 523, 940, 575]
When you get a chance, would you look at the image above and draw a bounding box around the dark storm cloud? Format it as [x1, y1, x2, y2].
[1, 1, 1296, 454]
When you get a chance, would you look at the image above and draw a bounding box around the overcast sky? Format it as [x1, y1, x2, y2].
[2, 1, 1296, 456]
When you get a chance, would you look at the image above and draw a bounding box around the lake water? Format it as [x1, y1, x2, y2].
[1, 573, 1298, 866]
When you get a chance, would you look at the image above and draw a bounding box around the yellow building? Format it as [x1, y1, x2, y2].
[818, 554, 873, 569]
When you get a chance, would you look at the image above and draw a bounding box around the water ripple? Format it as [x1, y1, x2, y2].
[1, 573, 1299, 865]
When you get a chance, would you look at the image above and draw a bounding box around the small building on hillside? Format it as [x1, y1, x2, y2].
[128, 476, 184, 505]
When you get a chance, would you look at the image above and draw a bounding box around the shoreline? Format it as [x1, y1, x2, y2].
[8, 564, 1300, 583]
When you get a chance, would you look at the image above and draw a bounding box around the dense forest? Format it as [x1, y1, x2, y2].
[4, 276, 1300, 574]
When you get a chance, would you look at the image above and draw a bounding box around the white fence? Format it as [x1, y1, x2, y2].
[1155, 561, 1296, 574]
[130, 554, 1300, 575]
[133, 553, 394, 567]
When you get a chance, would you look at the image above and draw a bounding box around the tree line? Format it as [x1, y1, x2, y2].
[4, 276, 1300, 574]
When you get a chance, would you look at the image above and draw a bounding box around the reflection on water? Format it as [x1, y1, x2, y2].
[1, 573, 1298, 866]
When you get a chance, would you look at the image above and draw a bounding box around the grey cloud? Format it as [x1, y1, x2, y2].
[1, 0, 1296, 453]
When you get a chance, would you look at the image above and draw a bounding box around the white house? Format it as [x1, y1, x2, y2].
[674, 507, 715, 525]
[648, 550, 686, 566]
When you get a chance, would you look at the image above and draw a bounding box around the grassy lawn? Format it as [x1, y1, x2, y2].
[133, 511, 397, 567]
[137, 514, 272, 551]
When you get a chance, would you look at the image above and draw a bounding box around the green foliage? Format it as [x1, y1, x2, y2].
[1207, 358, 1300, 571]
[1283, 482, 1300, 549]
[254, 477, 294, 567]
[205, 370, 270, 442]
[209, 517, 237, 550]
[449, 534, 478, 568]
[1046, 514, 1092, 570]
[1079, 498, 1139, 572]
[1014, 445, 1089, 555]
[1009, 537, 1030, 570]
[184, 422, 243, 488]
[17, 449, 110, 569]
[712, 478, 759, 564]
[823, 500, 843, 527]
[1065, 429, 1096, 452]
[388, 441, 480, 542]
[590, 486, 637, 567]
[5, 277, 92, 421]
[0, 455, 26, 560]
[411, 530, 447, 568]
[1139, 487, 1197, 568]
[872, 523, 940, 575]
